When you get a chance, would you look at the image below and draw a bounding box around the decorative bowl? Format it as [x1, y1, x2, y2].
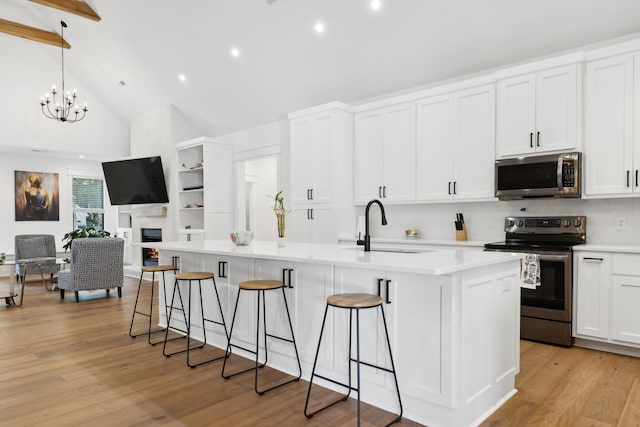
[404, 228, 419, 238]
[230, 231, 254, 245]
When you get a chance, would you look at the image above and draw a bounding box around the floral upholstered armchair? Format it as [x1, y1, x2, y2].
[58, 238, 124, 302]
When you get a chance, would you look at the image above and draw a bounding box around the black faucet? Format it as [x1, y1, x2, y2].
[357, 199, 387, 252]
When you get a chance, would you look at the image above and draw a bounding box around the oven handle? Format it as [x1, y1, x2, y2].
[537, 253, 570, 262]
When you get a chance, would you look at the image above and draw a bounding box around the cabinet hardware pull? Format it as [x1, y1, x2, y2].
[383, 186, 387, 198]
[530, 132, 533, 148]
[282, 268, 288, 286]
[636, 170, 638, 187]
[536, 131, 540, 147]
[218, 261, 228, 278]
[385, 279, 392, 304]
[453, 181, 457, 195]
[288, 269, 294, 288]
[583, 257, 604, 262]
[627, 170, 631, 188]
[377, 278, 383, 297]
[172, 256, 180, 270]
[448, 182, 451, 195]
[378, 186, 382, 198]
[307, 209, 311, 220]
[310, 188, 313, 200]
[310, 209, 314, 220]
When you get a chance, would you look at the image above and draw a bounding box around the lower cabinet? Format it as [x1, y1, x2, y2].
[575, 251, 640, 347]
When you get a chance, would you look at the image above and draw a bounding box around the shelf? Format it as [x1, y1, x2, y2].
[180, 188, 204, 193]
[177, 228, 205, 235]
[179, 167, 203, 173]
[180, 207, 204, 211]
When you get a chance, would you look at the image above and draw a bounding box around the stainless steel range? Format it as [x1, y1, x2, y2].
[484, 216, 586, 347]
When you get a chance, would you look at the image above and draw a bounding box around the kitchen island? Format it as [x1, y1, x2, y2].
[150, 240, 521, 427]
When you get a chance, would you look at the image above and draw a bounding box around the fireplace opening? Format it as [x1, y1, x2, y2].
[141, 228, 162, 266]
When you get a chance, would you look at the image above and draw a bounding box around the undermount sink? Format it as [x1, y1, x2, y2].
[342, 247, 433, 254]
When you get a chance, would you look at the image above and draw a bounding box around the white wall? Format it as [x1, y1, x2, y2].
[245, 156, 278, 241]
[0, 152, 117, 255]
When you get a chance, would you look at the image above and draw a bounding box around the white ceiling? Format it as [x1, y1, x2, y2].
[4, 0, 640, 138]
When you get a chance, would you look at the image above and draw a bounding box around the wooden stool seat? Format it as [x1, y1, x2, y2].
[239, 280, 284, 291]
[141, 265, 177, 273]
[328, 293, 382, 309]
[175, 272, 214, 281]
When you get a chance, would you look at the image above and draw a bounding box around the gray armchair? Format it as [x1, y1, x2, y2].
[14, 234, 60, 283]
[58, 238, 124, 302]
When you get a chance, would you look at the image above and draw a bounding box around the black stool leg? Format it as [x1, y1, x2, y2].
[128, 270, 146, 338]
[379, 305, 403, 425]
[163, 278, 189, 357]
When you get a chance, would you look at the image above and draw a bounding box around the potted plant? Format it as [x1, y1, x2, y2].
[62, 227, 111, 252]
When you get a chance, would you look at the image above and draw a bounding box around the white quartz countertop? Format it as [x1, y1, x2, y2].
[338, 236, 487, 248]
[146, 240, 520, 275]
[574, 244, 640, 254]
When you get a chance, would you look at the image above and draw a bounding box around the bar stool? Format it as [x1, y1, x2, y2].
[304, 293, 403, 426]
[221, 279, 302, 395]
[162, 271, 229, 368]
[129, 265, 177, 345]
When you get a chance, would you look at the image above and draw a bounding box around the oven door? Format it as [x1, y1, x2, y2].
[520, 251, 572, 322]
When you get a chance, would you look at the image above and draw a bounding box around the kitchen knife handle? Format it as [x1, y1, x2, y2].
[530, 132, 533, 148]
[536, 131, 540, 147]
[385, 279, 392, 304]
[377, 278, 383, 297]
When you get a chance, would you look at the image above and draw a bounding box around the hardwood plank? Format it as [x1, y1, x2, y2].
[0, 18, 69, 48]
[618, 378, 640, 426]
[29, 0, 101, 22]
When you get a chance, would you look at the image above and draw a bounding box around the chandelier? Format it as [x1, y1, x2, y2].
[40, 21, 88, 123]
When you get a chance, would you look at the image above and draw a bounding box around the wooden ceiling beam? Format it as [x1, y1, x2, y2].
[29, 0, 101, 22]
[0, 18, 70, 48]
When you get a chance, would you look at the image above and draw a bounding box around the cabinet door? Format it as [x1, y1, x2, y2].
[289, 119, 315, 204]
[354, 111, 384, 204]
[224, 256, 256, 348]
[496, 73, 536, 157]
[575, 253, 610, 339]
[535, 65, 578, 153]
[333, 267, 389, 390]
[452, 84, 496, 200]
[584, 54, 634, 196]
[311, 113, 335, 203]
[611, 275, 640, 344]
[381, 103, 416, 202]
[288, 206, 337, 244]
[416, 94, 453, 201]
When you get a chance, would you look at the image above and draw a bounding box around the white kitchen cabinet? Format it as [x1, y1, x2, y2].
[288, 103, 353, 244]
[611, 255, 640, 344]
[253, 259, 333, 371]
[496, 64, 579, 157]
[175, 137, 233, 239]
[354, 102, 416, 204]
[584, 53, 640, 197]
[416, 84, 495, 202]
[574, 252, 610, 339]
[287, 206, 337, 244]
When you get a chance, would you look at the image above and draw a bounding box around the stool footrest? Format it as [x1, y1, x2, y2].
[349, 358, 396, 374]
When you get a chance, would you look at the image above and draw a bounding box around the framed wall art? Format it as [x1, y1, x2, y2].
[14, 171, 60, 221]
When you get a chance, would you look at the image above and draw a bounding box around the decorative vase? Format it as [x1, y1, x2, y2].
[276, 213, 286, 246]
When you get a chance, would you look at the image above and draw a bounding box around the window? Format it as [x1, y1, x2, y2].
[72, 177, 105, 230]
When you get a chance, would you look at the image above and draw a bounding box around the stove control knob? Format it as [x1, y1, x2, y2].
[507, 220, 515, 228]
[574, 219, 582, 227]
[517, 220, 524, 227]
[563, 219, 571, 227]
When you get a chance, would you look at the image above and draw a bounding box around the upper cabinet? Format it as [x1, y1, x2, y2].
[584, 52, 640, 197]
[416, 84, 496, 202]
[354, 102, 416, 204]
[288, 102, 354, 243]
[496, 64, 579, 158]
[290, 105, 352, 205]
[175, 137, 233, 240]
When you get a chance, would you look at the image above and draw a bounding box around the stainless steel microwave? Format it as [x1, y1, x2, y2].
[495, 152, 581, 200]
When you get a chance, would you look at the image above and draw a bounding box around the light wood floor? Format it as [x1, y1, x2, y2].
[2, 277, 640, 426]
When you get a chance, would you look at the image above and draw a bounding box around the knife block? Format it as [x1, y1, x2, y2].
[455, 224, 467, 241]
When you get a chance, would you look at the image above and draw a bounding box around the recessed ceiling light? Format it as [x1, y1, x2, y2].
[78, 154, 85, 159]
[370, 0, 382, 11]
[230, 47, 240, 58]
[314, 21, 325, 34]
[178, 74, 187, 82]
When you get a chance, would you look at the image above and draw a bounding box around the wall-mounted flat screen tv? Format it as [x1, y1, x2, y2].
[102, 156, 169, 205]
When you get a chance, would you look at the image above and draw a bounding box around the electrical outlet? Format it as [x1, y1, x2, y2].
[616, 217, 626, 230]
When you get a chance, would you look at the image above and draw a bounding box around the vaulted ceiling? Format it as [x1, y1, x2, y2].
[3, 0, 640, 141]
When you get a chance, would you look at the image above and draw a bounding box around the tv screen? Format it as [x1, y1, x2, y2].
[102, 156, 169, 205]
